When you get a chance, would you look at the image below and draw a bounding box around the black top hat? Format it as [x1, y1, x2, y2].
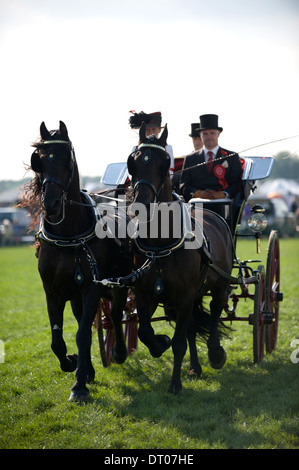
[189, 123, 201, 137]
[129, 111, 162, 129]
[197, 114, 223, 132]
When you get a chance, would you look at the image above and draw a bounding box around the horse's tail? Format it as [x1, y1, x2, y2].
[191, 300, 231, 343]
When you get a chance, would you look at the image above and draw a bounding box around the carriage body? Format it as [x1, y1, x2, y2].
[97, 155, 282, 366]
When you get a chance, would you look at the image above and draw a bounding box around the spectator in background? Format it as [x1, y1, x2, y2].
[0, 219, 13, 246]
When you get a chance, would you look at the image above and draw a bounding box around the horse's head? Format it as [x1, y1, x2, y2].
[31, 121, 77, 221]
[127, 122, 170, 213]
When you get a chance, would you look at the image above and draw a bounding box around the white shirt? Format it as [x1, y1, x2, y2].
[203, 145, 219, 162]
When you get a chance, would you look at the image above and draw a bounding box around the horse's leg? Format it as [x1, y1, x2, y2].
[137, 296, 171, 358]
[71, 297, 95, 384]
[69, 285, 100, 402]
[167, 308, 191, 394]
[110, 287, 128, 364]
[207, 284, 227, 369]
[46, 294, 77, 372]
[187, 324, 202, 379]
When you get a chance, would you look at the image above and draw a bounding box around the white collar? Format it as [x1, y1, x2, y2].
[203, 145, 219, 158]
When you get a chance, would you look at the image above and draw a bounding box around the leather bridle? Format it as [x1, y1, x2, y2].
[36, 139, 75, 225]
[131, 142, 170, 202]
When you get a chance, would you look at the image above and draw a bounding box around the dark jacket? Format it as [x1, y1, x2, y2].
[179, 147, 243, 201]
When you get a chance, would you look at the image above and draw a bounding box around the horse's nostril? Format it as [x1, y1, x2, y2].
[44, 199, 61, 216]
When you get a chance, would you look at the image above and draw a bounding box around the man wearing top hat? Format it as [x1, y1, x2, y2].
[189, 123, 203, 152]
[180, 114, 242, 202]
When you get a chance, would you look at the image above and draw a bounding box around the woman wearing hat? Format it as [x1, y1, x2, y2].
[129, 111, 175, 178]
[180, 114, 242, 201]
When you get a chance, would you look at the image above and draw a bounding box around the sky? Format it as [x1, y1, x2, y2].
[0, 0, 299, 181]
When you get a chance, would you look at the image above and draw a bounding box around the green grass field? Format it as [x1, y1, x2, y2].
[0, 239, 298, 449]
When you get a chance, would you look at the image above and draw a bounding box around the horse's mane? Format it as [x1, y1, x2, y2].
[18, 167, 42, 231]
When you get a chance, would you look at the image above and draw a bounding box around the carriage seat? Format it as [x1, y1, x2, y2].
[188, 197, 235, 233]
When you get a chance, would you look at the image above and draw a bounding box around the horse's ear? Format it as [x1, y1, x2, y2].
[161, 153, 170, 180]
[31, 151, 42, 173]
[127, 154, 135, 177]
[139, 122, 147, 143]
[159, 124, 168, 148]
[40, 122, 51, 141]
[59, 121, 69, 140]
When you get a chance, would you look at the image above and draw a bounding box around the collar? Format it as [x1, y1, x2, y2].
[203, 145, 219, 160]
[36, 191, 99, 247]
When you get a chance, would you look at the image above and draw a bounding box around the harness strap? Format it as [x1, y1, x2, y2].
[36, 191, 98, 247]
[81, 241, 100, 282]
[201, 244, 259, 285]
[36, 191, 101, 283]
[95, 258, 155, 288]
[133, 231, 189, 258]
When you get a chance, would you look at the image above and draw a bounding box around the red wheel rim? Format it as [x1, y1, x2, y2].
[253, 266, 266, 363]
[266, 232, 280, 353]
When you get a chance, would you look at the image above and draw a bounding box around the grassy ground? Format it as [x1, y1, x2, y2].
[0, 238, 298, 449]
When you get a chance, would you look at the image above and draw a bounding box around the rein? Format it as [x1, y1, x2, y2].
[133, 179, 160, 199]
[42, 190, 67, 226]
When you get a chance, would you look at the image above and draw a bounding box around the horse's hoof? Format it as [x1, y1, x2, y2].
[208, 347, 226, 370]
[167, 381, 182, 395]
[111, 345, 128, 364]
[61, 354, 78, 372]
[68, 389, 89, 403]
[150, 335, 172, 358]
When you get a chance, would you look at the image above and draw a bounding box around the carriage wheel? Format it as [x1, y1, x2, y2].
[95, 304, 108, 368]
[98, 298, 115, 366]
[97, 291, 138, 366]
[124, 289, 138, 355]
[253, 265, 266, 364]
[265, 230, 281, 354]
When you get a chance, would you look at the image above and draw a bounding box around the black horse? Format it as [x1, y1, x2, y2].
[126, 123, 233, 394]
[25, 121, 129, 402]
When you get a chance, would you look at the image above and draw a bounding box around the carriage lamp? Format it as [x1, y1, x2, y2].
[248, 205, 268, 253]
[247, 205, 268, 233]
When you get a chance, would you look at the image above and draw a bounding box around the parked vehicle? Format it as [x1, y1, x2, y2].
[0, 207, 35, 244]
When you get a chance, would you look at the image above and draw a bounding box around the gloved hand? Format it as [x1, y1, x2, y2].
[193, 189, 226, 200]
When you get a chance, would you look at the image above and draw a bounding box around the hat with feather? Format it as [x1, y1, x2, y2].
[129, 111, 162, 129]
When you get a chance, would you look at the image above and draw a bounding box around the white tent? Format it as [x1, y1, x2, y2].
[0, 187, 25, 207]
[253, 178, 299, 197]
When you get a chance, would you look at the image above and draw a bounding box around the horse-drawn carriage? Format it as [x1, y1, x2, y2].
[27, 121, 282, 401]
[96, 137, 281, 369]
